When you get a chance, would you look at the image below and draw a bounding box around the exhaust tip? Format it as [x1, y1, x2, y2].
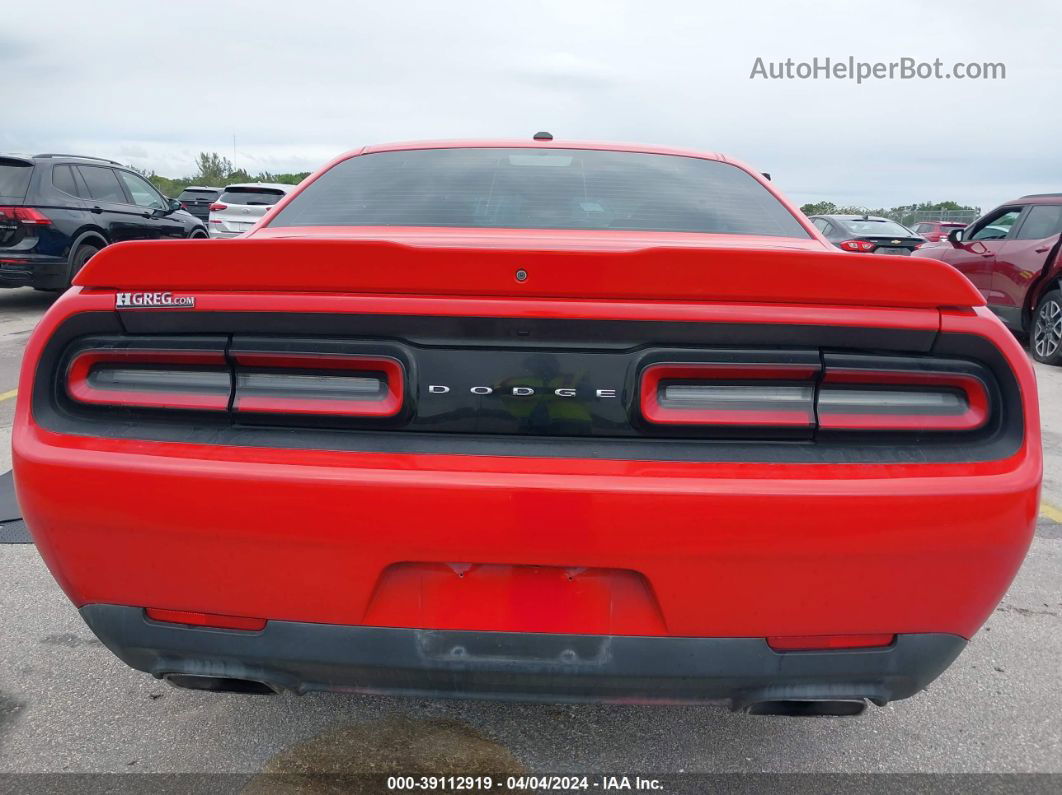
[741, 699, 868, 717]
[165, 674, 277, 695]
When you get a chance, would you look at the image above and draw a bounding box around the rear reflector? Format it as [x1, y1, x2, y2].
[767, 634, 896, 651]
[640, 361, 818, 427]
[66, 349, 230, 411]
[145, 608, 266, 631]
[232, 352, 404, 417]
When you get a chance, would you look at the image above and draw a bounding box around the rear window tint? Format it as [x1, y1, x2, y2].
[0, 160, 33, 202]
[52, 165, 83, 198]
[179, 189, 221, 200]
[77, 166, 127, 203]
[219, 188, 286, 206]
[268, 148, 810, 238]
[843, 219, 914, 236]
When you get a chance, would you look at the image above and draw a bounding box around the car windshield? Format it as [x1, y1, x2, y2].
[268, 148, 810, 237]
[0, 160, 33, 202]
[219, 188, 286, 206]
[844, 219, 915, 236]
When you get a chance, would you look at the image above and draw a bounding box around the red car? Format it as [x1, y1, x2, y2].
[13, 139, 1041, 716]
[912, 195, 1062, 364]
[912, 221, 967, 243]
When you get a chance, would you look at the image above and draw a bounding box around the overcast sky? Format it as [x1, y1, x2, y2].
[5, 0, 1060, 212]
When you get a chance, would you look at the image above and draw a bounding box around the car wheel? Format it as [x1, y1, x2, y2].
[189, 228, 208, 239]
[1031, 289, 1062, 365]
[67, 243, 100, 288]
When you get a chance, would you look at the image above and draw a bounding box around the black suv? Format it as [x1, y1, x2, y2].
[0, 154, 208, 291]
[176, 185, 224, 223]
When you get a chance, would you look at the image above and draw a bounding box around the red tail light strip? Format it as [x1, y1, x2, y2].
[767, 633, 896, 651]
[66, 349, 230, 411]
[640, 362, 819, 427]
[145, 607, 266, 631]
[232, 352, 404, 417]
[817, 369, 989, 432]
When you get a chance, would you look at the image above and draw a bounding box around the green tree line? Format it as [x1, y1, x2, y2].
[131, 152, 312, 197]
[799, 200, 981, 227]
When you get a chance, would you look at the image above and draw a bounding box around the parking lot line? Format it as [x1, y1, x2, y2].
[1040, 502, 1062, 523]
[0, 389, 17, 403]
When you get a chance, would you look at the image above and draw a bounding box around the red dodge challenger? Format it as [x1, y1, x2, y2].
[12, 138, 1041, 716]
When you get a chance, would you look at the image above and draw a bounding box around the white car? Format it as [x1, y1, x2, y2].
[208, 183, 295, 238]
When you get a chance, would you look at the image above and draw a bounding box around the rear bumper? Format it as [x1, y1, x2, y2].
[208, 228, 244, 239]
[81, 604, 966, 706]
[17, 419, 1040, 641]
[0, 253, 66, 288]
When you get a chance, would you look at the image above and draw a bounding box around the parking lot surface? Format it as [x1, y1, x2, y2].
[1, 286, 1060, 781]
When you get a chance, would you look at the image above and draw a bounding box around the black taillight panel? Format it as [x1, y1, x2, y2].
[35, 315, 1021, 464]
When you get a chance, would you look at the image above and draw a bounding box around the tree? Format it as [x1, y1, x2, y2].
[799, 201, 839, 216]
[194, 152, 234, 186]
[130, 152, 312, 198]
[800, 200, 981, 226]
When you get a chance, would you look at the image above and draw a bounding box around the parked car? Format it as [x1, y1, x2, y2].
[14, 139, 1039, 716]
[809, 214, 925, 255]
[912, 194, 1062, 364]
[176, 186, 223, 223]
[0, 153, 207, 291]
[912, 220, 967, 243]
[208, 183, 294, 238]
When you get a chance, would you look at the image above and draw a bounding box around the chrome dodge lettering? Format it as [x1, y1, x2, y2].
[428, 383, 617, 398]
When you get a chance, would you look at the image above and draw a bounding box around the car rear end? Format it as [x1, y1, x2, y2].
[13, 142, 1041, 714]
[0, 156, 73, 289]
[208, 184, 290, 238]
[836, 218, 926, 255]
[177, 187, 222, 223]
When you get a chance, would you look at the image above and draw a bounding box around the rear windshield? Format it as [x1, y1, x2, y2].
[219, 187, 286, 206]
[179, 188, 221, 200]
[843, 219, 915, 236]
[268, 148, 810, 237]
[0, 160, 33, 203]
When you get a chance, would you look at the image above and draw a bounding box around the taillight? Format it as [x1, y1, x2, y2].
[209, 203, 227, 211]
[65, 348, 230, 411]
[638, 354, 994, 435]
[767, 634, 895, 652]
[839, 240, 875, 252]
[640, 360, 818, 428]
[232, 352, 405, 417]
[817, 359, 989, 432]
[0, 206, 52, 225]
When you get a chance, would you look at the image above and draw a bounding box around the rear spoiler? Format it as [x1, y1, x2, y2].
[75, 238, 984, 309]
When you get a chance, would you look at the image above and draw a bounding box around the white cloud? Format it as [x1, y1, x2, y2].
[5, 0, 1060, 212]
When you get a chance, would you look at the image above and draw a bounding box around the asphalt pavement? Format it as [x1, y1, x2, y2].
[0, 285, 1059, 783]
